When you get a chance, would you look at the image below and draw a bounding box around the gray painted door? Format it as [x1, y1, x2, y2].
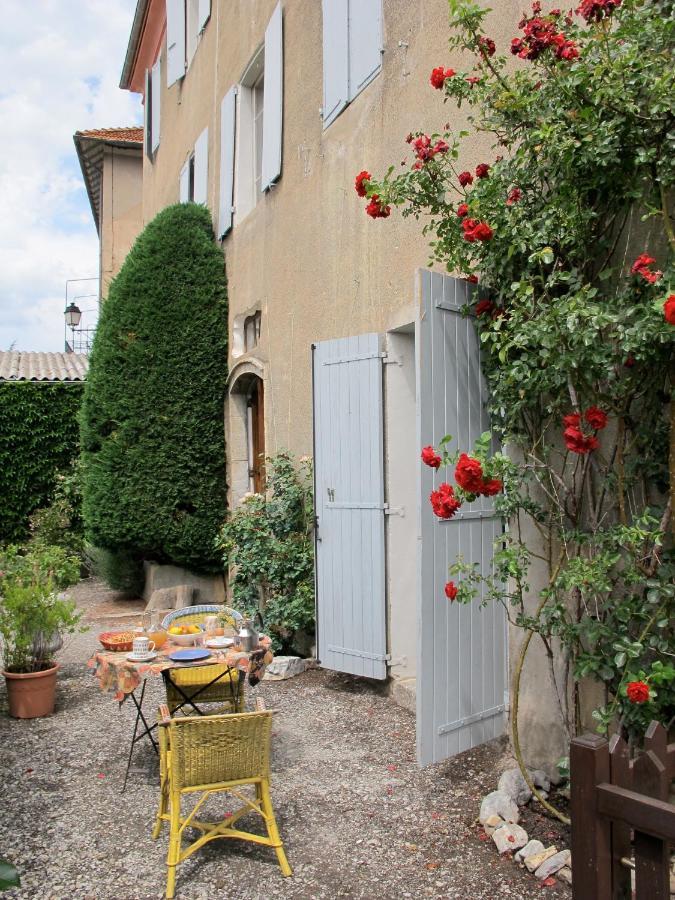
[313, 333, 388, 680]
[417, 271, 508, 766]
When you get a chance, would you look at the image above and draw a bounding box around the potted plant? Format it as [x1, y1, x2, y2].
[0, 547, 81, 718]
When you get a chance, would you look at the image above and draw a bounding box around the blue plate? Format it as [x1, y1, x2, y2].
[169, 649, 211, 663]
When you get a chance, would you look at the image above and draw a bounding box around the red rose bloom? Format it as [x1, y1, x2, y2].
[354, 170, 371, 197]
[466, 274, 479, 284]
[475, 299, 495, 318]
[584, 406, 608, 430]
[455, 453, 485, 494]
[458, 171, 474, 187]
[463, 220, 494, 242]
[444, 581, 459, 601]
[475, 163, 490, 178]
[433, 139, 450, 155]
[466, 76, 481, 87]
[511, 4, 579, 62]
[626, 680, 650, 704]
[624, 356, 636, 368]
[630, 253, 662, 284]
[563, 413, 581, 428]
[576, 0, 621, 22]
[664, 294, 675, 325]
[564, 426, 597, 454]
[421, 446, 442, 469]
[365, 195, 391, 219]
[457, 203, 469, 218]
[478, 36, 496, 56]
[430, 483, 462, 519]
[430, 66, 456, 89]
[481, 478, 503, 496]
[506, 187, 522, 206]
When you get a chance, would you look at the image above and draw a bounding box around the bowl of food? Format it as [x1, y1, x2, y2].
[167, 624, 203, 646]
[99, 631, 134, 652]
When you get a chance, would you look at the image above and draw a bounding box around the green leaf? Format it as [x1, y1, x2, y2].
[0, 860, 20, 890]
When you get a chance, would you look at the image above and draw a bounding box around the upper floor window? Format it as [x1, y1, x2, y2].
[166, 0, 211, 87]
[179, 128, 208, 204]
[322, 0, 383, 128]
[144, 59, 161, 159]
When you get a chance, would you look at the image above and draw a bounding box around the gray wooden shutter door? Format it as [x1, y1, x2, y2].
[197, 0, 211, 32]
[144, 68, 151, 158]
[151, 59, 161, 153]
[261, 2, 283, 192]
[321, 0, 349, 127]
[218, 87, 236, 237]
[166, 0, 186, 87]
[313, 333, 388, 679]
[193, 127, 208, 205]
[179, 160, 190, 202]
[348, 0, 382, 99]
[417, 271, 507, 766]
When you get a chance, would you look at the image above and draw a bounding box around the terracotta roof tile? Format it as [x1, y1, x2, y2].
[75, 126, 143, 144]
[0, 351, 89, 382]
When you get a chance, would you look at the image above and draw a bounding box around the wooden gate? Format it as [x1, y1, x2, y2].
[312, 334, 388, 679]
[416, 270, 508, 766]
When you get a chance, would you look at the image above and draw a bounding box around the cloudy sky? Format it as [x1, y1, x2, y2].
[0, 0, 142, 353]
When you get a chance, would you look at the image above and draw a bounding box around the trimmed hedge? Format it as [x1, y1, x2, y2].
[0, 382, 83, 543]
[80, 203, 228, 573]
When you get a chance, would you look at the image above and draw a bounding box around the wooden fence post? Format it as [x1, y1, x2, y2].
[608, 733, 632, 899]
[632, 746, 670, 898]
[571, 733, 612, 900]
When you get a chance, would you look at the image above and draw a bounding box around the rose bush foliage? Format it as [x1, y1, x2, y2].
[364, 0, 674, 741]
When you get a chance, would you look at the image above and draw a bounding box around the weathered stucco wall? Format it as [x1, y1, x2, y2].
[100, 147, 143, 299]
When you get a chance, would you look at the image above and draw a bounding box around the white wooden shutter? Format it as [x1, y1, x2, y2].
[179, 160, 190, 202]
[143, 68, 151, 158]
[321, 0, 349, 127]
[218, 87, 236, 237]
[261, 2, 283, 191]
[417, 271, 507, 766]
[151, 59, 161, 153]
[197, 0, 210, 32]
[193, 127, 208, 205]
[313, 333, 388, 680]
[166, 0, 186, 87]
[348, 0, 382, 99]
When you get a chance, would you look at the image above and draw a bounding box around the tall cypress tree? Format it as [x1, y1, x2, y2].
[80, 203, 228, 573]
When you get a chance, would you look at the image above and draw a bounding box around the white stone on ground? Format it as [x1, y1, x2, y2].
[483, 814, 505, 836]
[515, 839, 545, 863]
[492, 823, 529, 855]
[525, 846, 558, 873]
[479, 790, 520, 825]
[497, 768, 533, 806]
[264, 656, 307, 680]
[558, 866, 573, 885]
[534, 849, 571, 880]
[531, 769, 552, 792]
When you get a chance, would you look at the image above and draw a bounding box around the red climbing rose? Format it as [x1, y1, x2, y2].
[576, 0, 621, 22]
[430, 66, 456, 89]
[630, 254, 662, 284]
[421, 446, 442, 469]
[584, 406, 608, 430]
[475, 163, 490, 178]
[564, 427, 598, 454]
[475, 299, 495, 318]
[664, 294, 675, 325]
[365, 195, 391, 219]
[444, 581, 459, 601]
[506, 187, 522, 205]
[478, 36, 496, 56]
[481, 478, 503, 496]
[455, 453, 485, 494]
[430, 483, 462, 519]
[563, 413, 581, 428]
[458, 171, 474, 187]
[626, 681, 650, 704]
[462, 219, 494, 242]
[354, 170, 371, 197]
[457, 203, 469, 218]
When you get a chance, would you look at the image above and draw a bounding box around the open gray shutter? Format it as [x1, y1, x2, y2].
[197, 0, 210, 32]
[193, 127, 208, 205]
[321, 0, 348, 127]
[261, 2, 283, 191]
[348, 0, 382, 99]
[151, 59, 161, 153]
[166, 0, 186, 87]
[417, 271, 507, 766]
[144, 69, 152, 158]
[179, 160, 190, 202]
[218, 87, 236, 237]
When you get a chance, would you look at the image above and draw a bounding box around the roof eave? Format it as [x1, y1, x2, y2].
[120, 0, 150, 91]
[73, 133, 102, 235]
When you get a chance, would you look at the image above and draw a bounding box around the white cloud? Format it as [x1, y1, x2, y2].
[0, 0, 142, 351]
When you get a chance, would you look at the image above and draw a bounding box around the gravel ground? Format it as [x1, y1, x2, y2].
[0, 579, 568, 900]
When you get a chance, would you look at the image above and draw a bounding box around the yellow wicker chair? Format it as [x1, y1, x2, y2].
[153, 702, 292, 899]
[162, 606, 244, 715]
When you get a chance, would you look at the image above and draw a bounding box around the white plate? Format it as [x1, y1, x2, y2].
[126, 651, 158, 662]
[205, 637, 235, 649]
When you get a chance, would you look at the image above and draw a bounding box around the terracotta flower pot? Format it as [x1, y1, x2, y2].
[3, 663, 59, 719]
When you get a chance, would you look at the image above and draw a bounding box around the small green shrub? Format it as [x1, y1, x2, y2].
[80, 203, 228, 574]
[218, 453, 315, 654]
[28, 460, 84, 555]
[85, 545, 144, 597]
[0, 544, 81, 592]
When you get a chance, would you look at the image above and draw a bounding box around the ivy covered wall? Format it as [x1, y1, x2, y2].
[0, 382, 84, 543]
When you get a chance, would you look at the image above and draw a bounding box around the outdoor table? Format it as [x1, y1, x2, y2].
[88, 638, 273, 791]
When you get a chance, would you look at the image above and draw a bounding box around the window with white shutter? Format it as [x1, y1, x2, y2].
[322, 0, 382, 129]
[218, 87, 237, 238]
[151, 59, 161, 154]
[179, 160, 191, 202]
[166, 0, 186, 87]
[261, 1, 283, 192]
[144, 69, 152, 158]
[193, 127, 209, 205]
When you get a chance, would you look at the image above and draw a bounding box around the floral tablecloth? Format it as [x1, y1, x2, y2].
[88, 639, 273, 702]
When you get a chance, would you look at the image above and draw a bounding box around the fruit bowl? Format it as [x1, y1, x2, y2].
[99, 631, 134, 652]
[167, 628, 203, 647]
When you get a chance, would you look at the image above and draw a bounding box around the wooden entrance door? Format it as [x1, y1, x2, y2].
[247, 378, 265, 493]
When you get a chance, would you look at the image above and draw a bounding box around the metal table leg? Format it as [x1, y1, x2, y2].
[121, 680, 159, 793]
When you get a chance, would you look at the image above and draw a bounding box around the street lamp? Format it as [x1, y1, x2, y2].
[64, 302, 82, 329]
